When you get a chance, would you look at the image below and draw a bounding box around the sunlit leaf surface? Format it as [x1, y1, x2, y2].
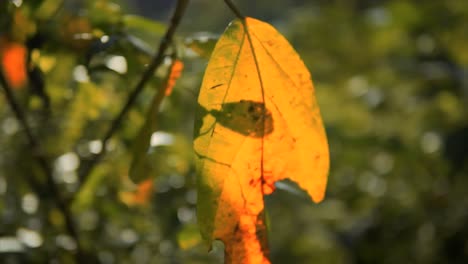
[194, 17, 329, 263]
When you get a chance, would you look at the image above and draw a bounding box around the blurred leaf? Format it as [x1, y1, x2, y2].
[194, 17, 329, 263]
[122, 15, 166, 37]
[129, 59, 184, 183]
[72, 168, 107, 211]
[119, 178, 154, 207]
[184, 34, 218, 59]
[125, 34, 154, 56]
[89, 0, 122, 25]
[59, 15, 93, 51]
[35, 0, 62, 21]
[11, 8, 36, 42]
[0, 37, 27, 89]
[122, 14, 166, 51]
[165, 59, 184, 96]
[177, 224, 202, 250]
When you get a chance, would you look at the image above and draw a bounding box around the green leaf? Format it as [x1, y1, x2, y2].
[129, 80, 163, 183]
[184, 34, 218, 59]
[122, 15, 166, 40]
[177, 223, 203, 250]
[72, 166, 107, 211]
[122, 15, 167, 57]
[129, 58, 184, 183]
[126, 35, 154, 56]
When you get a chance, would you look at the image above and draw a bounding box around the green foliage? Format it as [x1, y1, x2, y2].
[0, 0, 467, 263]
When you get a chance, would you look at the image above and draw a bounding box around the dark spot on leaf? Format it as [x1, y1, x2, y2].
[249, 179, 255, 186]
[210, 83, 224, 89]
[197, 100, 274, 137]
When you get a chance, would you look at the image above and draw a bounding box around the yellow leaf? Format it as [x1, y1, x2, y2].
[165, 59, 184, 96]
[194, 17, 329, 263]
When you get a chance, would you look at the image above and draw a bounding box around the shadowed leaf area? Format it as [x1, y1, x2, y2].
[196, 100, 274, 138]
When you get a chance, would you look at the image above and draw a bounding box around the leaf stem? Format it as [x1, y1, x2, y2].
[0, 69, 86, 262]
[74, 0, 190, 199]
[224, 0, 245, 20]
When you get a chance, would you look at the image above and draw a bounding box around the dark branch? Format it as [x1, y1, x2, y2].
[75, 0, 190, 196]
[0, 73, 41, 162]
[224, 0, 245, 19]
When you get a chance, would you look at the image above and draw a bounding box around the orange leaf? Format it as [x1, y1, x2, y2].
[165, 59, 184, 96]
[119, 179, 154, 207]
[194, 17, 329, 263]
[0, 37, 27, 89]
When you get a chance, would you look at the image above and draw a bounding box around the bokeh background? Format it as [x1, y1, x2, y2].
[1, 0, 467, 263]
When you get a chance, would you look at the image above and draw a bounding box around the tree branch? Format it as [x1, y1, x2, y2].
[224, 0, 245, 19]
[75, 0, 190, 196]
[0, 70, 86, 262]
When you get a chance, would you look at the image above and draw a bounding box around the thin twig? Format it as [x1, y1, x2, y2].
[75, 0, 190, 196]
[0, 70, 86, 262]
[0, 74, 40, 161]
[0, 72, 43, 193]
[224, 0, 245, 19]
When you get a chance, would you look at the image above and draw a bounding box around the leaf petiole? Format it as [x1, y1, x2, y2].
[224, 0, 245, 20]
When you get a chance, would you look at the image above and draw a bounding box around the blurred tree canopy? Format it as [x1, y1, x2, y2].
[0, 0, 467, 263]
